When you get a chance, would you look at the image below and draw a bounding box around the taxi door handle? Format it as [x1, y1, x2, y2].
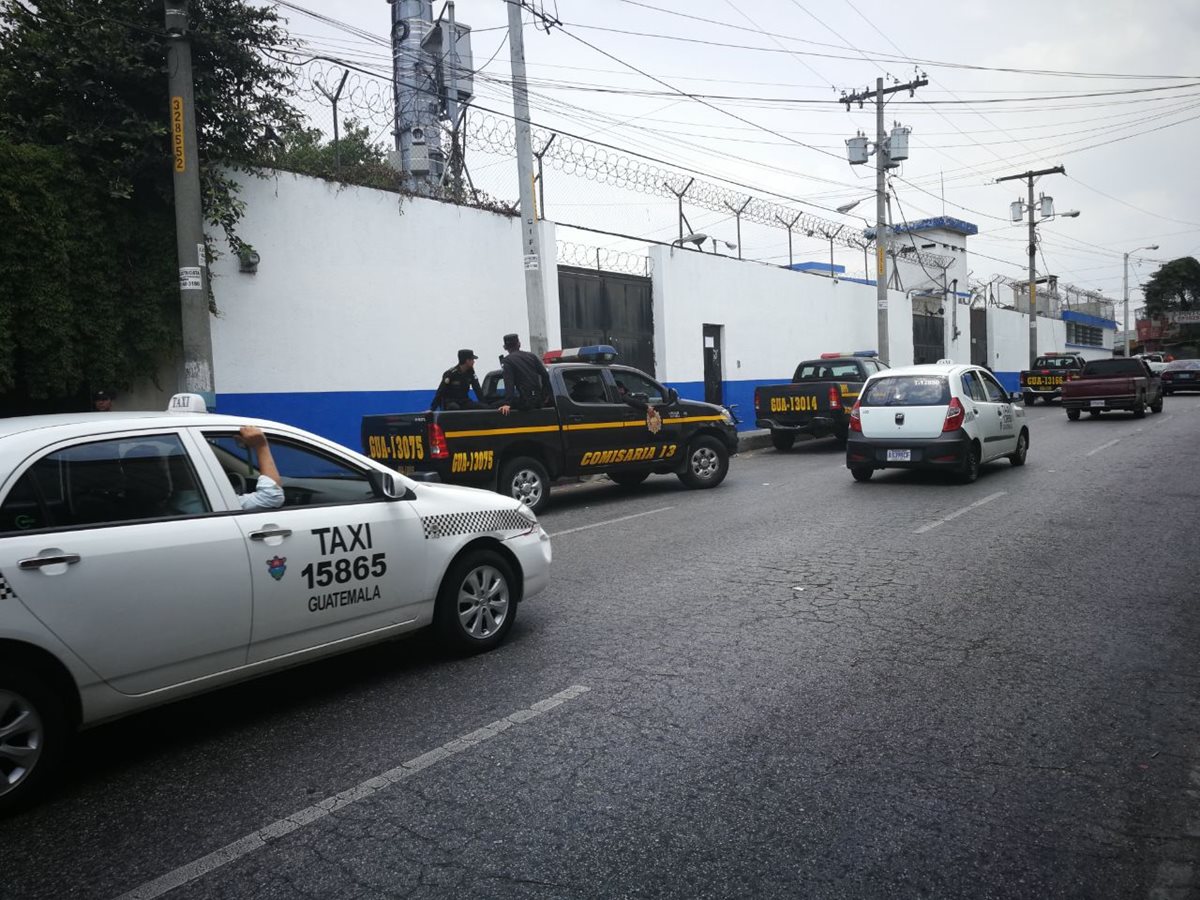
[566, 414, 585, 423]
[19, 553, 81, 569]
[249, 528, 293, 541]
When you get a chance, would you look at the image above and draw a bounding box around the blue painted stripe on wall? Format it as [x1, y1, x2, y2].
[217, 390, 434, 450]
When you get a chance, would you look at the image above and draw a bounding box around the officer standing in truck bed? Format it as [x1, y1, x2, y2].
[498, 333, 552, 415]
[431, 349, 485, 411]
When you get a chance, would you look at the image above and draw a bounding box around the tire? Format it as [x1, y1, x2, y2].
[1088, 409, 1101, 418]
[770, 430, 796, 452]
[1066, 408, 1080, 421]
[499, 456, 550, 514]
[677, 436, 730, 490]
[958, 443, 981, 484]
[1009, 430, 1028, 467]
[850, 466, 873, 483]
[434, 549, 518, 655]
[1133, 397, 1146, 419]
[1150, 394, 1164, 414]
[607, 470, 649, 488]
[0, 671, 67, 817]
[1023, 393, 1037, 406]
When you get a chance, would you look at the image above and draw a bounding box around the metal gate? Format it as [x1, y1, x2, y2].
[912, 314, 945, 365]
[970, 308, 988, 368]
[558, 266, 655, 375]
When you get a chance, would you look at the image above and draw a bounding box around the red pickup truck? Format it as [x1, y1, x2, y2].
[1060, 358, 1163, 420]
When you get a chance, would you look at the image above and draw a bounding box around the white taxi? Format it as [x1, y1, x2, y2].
[846, 361, 1029, 483]
[0, 396, 551, 813]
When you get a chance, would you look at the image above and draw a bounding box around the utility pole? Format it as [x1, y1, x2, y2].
[1123, 244, 1159, 357]
[842, 75, 927, 364]
[164, 1, 214, 406]
[506, 0, 548, 355]
[996, 165, 1065, 368]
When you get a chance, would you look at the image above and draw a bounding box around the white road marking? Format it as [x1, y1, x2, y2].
[549, 506, 673, 537]
[1086, 437, 1122, 457]
[114, 685, 591, 900]
[914, 491, 1006, 534]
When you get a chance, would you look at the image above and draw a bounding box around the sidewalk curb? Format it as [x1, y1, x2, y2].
[737, 428, 775, 452]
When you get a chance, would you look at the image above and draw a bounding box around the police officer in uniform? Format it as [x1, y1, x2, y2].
[498, 333, 552, 415]
[431, 349, 485, 411]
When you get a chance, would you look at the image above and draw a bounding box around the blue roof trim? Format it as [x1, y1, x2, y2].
[863, 216, 978, 239]
[1062, 309, 1118, 330]
[788, 261, 846, 274]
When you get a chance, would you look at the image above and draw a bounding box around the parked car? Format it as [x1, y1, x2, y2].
[0, 396, 552, 813]
[846, 361, 1028, 484]
[1161, 358, 1200, 394]
[362, 347, 739, 513]
[753, 351, 885, 450]
[1060, 358, 1163, 420]
[1135, 352, 1169, 375]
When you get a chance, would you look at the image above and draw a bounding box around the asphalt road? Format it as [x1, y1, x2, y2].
[4, 396, 1200, 900]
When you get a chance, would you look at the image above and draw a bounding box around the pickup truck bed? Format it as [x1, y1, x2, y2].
[754, 355, 884, 450]
[1060, 358, 1163, 420]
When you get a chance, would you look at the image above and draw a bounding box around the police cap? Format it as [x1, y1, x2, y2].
[457, 349, 479, 362]
[502, 333, 520, 350]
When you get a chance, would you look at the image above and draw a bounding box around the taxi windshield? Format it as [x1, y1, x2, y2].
[861, 375, 949, 406]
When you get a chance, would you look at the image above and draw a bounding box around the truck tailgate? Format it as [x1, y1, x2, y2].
[755, 382, 854, 425]
[1062, 377, 1137, 400]
[362, 413, 432, 472]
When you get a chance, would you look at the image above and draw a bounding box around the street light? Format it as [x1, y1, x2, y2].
[672, 232, 708, 250]
[1005, 192, 1081, 367]
[836, 198, 870, 214]
[1123, 244, 1160, 357]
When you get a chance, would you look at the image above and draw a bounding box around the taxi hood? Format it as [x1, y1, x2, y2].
[410, 478, 527, 512]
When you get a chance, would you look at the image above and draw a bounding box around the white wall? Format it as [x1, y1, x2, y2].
[987, 307, 1068, 374]
[202, 171, 558, 446]
[648, 246, 917, 419]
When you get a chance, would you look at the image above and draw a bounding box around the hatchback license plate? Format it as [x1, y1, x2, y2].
[1090, 400, 1105, 407]
[886, 449, 912, 462]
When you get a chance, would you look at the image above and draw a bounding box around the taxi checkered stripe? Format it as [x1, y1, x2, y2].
[0, 571, 16, 603]
[421, 509, 531, 540]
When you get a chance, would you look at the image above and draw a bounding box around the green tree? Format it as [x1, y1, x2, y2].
[1143, 257, 1200, 317]
[0, 0, 300, 406]
[270, 119, 399, 192]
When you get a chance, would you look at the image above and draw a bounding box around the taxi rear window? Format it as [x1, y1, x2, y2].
[861, 375, 949, 407]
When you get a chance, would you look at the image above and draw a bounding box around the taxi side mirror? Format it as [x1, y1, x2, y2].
[369, 470, 413, 501]
[1009, 391, 1024, 403]
[667, 387, 679, 404]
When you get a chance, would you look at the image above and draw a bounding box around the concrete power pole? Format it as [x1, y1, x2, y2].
[506, 0, 548, 355]
[996, 166, 1065, 368]
[164, 1, 214, 406]
[842, 76, 927, 365]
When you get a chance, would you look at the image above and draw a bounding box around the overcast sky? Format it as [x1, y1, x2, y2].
[275, 0, 1200, 316]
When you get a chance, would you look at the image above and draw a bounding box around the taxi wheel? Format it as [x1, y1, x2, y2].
[958, 444, 981, 484]
[499, 457, 549, 514]
[850, 466, 873, 483]
[608, 471, 650, 488]
[677, 436, 729, 490]
[0, 672, 66, 816]
[435, 550, 517, 654]
[770, 430, 795, 451]
[1009, 430, 1028, 466]
[1066, 408, 1081, 421]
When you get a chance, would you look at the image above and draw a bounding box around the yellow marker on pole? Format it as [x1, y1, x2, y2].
[171, 96, 186, 173]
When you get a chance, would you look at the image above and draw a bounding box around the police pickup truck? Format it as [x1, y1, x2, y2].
[753, 351, 886, 450]
[1019, 352, 1085, 405]
[362, 346, 739, 513]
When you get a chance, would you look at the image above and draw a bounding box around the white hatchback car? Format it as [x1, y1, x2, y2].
[846, 362, 1029, 483]
[0, 397, 551, 812]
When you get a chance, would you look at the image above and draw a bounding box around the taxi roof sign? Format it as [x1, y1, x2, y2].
[167, 393, 209, 414]
[543, 345, 619, 364]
